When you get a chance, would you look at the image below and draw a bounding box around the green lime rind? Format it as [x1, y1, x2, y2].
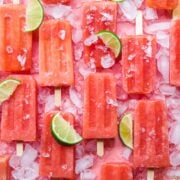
[51, 113, 83, 146]
[96, 30, 122, 58]
[25, 0, 44, 32]
[0, 79, 21, 104]
[119, 113, 133, 149]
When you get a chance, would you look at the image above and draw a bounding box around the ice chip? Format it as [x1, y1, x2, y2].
[69, 87, 83, 108]
[170, 123, 180, 145]
[170, 151, 180, 166]
[80, 170, 96, 180]
[144, 7, 158, 20]
[9, 155, 21, 169]
[101, 54, 115, 68]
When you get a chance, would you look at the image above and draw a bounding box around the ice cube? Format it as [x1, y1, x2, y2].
[84, 34, 98, 46]
[101, 54, 115, 68]
[72, 28, 83, 44]
[69, 87, 83, 108]
[144, 7, 158, 20]
[80, 170, 96, 180]
[159, 84, 176, 96]
[170, 151, 180, 166]
[156, 31, 169, 48]
[9, 155, 21, 169]
[170, 123, 180, 145]
[45, 95, 55, 113]
[134, 0, 144, 8]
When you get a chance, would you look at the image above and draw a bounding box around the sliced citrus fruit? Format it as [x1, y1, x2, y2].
[119, 113, 133, 149]
[51, 113, 83, 145]
[0, 79, 20, 104]
[96, 30, 122, 58]
[25, 0, 44, 32]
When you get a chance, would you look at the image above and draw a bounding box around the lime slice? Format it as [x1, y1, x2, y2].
[119, 113, 133, 149]
[96, 30, 122, 58]
[25, 0, 44, 32]
[51, 113, 83, 145]
[0, 79, 21, 104]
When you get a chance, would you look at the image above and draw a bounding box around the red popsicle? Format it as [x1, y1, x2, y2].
[83, 1, 117, 68]
[101, 163, 133, 180]
[0, 4, 32, 72]
[134, 100, 169, 168]
[146, 0, 178, 9]
[83, 73, 117, 139]
[1, 75, 36, 142]
[39, 20, 74, 87]
[122, 35, 157, 94]
[170, 19, 180, 86]
[39, 111, 74, 178]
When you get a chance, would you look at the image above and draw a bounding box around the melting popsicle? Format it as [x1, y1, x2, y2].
[101, 163, 133, 180]
[0, 4, 32, 72]
[0, 155, 10, 180]
[170, 19, 180, 86]
[122, 11, 157, 94]
[1, 75, 37, 142]
[82, 1, 117, 68]
[146, 0, 178, 9]
[39, 111, 74, 178]
[133, 100, 170, 168]
[83, 73, 117, 156]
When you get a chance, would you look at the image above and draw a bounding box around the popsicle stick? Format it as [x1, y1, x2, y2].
[147, 169, 154, 180]
[173, 0, 180, 20]
[54, 88, 61, 107]
[97, 140, 104, 157]
[136, 11, 143, 35]
[16, 143, 23, 156]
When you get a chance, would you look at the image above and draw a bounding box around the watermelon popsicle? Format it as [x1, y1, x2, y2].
[122, 11, 157, 94]
[146, 0, 178, 9]
[0, 3, 32, 72]
[39, 111, 74, 178]
[83, 73, 117, 156]
[82, 1, 117, 68]
[0, 155, 10, 180]
[1, 75, 37, 155]
[101, 163, 133, 180]
[170, 19, 180, 86]
[39, 19, 74, 106]
[134, 100, 169, 168]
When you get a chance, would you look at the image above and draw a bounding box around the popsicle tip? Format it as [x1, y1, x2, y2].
[147, 169, 154, 180]
[136, 10, 143, 35]
[16, 143, 23, 156]
[97, 140, 104, 157]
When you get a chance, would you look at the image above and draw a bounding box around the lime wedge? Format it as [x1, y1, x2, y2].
[119, 113, 133, 149]
[25, 0, 44, 32]
[96, 30, 122, 58]
[0, 79, 21, 104]
[51, 113, 83, 145]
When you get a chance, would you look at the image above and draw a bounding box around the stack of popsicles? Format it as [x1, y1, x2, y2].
[83, 1, 117, 67]
[0, 4, 32, 72]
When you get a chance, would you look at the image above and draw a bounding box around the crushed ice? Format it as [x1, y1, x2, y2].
[101, 54, 115, 68]
[69, 87, 83, 108]
[84, 34, 98, 46]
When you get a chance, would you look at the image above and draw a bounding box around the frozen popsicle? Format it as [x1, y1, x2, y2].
[170, 19, 180, 86]
[0, 4, 32, 72]
[101, 163, 133, 180]
[39, 19, 74, 87]
[1, 75, 36, 142]
[83, 73, 117, 139]
[39, 111, 74, 178]
[133, 100, 169, 168]
[146, 0, 178, 9]
[42, 0, 70, 3]
[122, 11, 157, 94]
[83, 1, 117, 68]
[0, 155, 10, 180]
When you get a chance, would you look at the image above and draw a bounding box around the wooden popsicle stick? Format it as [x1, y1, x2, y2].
[97, 140, 104, 157]
[16, 143, 23, 156]
[147, 169, 154, 180]
[54, 88, 61, 107]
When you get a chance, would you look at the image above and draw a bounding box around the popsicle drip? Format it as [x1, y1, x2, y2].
[134, 100, 169, 168]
